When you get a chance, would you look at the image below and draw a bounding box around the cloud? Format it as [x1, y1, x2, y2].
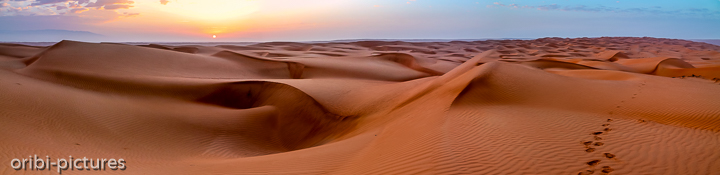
[561, 5, 611, 12]
[67, 0, 89, 8]
[103, 4, 132, 10]
[121, 12, 139, 17]
[1, 0, 137, 16]
[85, 0, 134, 10]
[688, 8, 710, 13]
[487, 2, 720, 17]
[0, 2, 58, 16]
[0, 0, 141, 19]
[0, 14, 104, 30]
[160, 0, 169, 5]
[492, 2, 519, 8]
[30, 0, 73, 6]
[535, 4, 559, 11]
[70, 7, 88, 13]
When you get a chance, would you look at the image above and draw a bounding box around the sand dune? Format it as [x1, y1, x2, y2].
[0, 37, 719, 174]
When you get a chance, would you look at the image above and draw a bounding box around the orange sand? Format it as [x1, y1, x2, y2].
[1, 37, 719, 174]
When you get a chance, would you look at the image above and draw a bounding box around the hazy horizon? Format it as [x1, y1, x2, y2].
[4, 37, 720, 47]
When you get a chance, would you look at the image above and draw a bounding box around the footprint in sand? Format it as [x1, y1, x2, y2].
[577, 170, 595, 175]
[580, 119, 616, 174]
[601, 166, 614, 173]
[604, 153, 615, 159]
[587, 160, 601, 166]
[583, 141, 596, 152]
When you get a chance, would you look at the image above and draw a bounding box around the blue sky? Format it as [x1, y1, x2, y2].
[0, 0, 718, 42]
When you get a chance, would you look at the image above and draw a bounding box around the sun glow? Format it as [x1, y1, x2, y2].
[156, 0, 260, 22]
[213, 35, 217, 38]
[133, 0, 350, 38]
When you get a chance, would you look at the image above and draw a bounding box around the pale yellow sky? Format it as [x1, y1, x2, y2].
[81, 0, 350, 38]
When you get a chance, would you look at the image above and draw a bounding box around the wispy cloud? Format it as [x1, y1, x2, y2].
[70, 7, 88, 13]
[0, 0, 138, 16]
[85, 0, 134, 10]
[121, 12, 138, 17]
[27, 0, 70, 6]
[487, 2, 720, 17]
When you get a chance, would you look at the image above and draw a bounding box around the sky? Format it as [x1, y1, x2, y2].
[0, 0, 719, 42]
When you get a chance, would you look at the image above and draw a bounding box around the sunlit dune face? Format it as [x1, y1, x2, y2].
[156, 0, 260, 22]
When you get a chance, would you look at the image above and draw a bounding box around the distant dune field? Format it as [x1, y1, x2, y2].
[0, 37, 719, 174]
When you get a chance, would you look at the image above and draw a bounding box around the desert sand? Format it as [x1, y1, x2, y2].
[0, 37, 719, 174]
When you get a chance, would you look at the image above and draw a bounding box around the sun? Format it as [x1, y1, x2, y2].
[213, 35, 217, 39]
